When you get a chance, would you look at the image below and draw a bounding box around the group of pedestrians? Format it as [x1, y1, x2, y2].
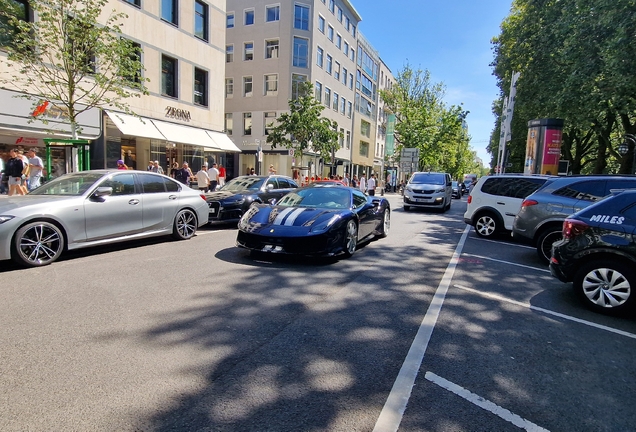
[169, 162, 226, 192]
[4, 147, 44, 196]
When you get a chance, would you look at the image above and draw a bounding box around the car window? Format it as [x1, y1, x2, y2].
[352, 190, 367, 208]
[606, 179, 636, 194]
[288, 179, 298, 188]
[266, 178, 279, 189]
[138, 173, 166, 193]
[100, 173, 136, 195]
[277, 178, 290, 189]
[479, 178, 503, 196]
[164, 177, 180, 192]
[554, 180, 606, 202]
[498, 177, 547, 199]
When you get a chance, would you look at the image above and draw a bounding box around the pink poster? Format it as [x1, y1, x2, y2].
[541, 128, 562, 175]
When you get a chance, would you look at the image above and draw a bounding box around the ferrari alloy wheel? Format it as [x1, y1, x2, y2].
[574, 260, 635, 314]
[12, 221, 65, 267]
[343, 220, 358, 258]
[379, 209, 390, 238]
[172, 209, 198, 240]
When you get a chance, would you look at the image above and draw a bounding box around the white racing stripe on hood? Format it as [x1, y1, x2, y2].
[284, 208, 306, 226]
[273, 207, 295, 225]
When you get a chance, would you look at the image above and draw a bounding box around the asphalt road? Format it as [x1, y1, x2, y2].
[1, 193, 635, 431]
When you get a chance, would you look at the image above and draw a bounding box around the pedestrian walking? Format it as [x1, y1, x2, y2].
[367, 174, 376, 196]
[208, 163, 220, 191]
[359, 174, 367, 194]
[6, 148, 25, 196]
[218, 164, 226, 187]
[196, 165, 210, 192]
[26, 148, 43, 191]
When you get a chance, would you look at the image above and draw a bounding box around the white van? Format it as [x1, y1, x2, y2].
[403, 172, 452, 212]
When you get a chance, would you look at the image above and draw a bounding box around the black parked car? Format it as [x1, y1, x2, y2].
[550, 190, 636, 315]
[205, 175, 298, 225]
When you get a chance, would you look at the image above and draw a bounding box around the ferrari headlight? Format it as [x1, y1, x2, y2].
[238, 206, 259, 230]
[309, 215, 340, 233]
[0, 215, 15, 224]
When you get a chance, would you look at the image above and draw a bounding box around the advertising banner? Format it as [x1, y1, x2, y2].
[541, 128, 562, 175]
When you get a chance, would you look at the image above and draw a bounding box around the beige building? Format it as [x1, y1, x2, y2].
[376, 59, 395, 190]
[224, 0, 361, 180]
[0, 0, 237, 178]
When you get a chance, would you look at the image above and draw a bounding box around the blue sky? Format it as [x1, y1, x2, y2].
[352, 0, 514, 165]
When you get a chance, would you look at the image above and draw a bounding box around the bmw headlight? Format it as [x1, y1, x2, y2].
[309, 215, 340, 233]
[0, 215, 15, 224]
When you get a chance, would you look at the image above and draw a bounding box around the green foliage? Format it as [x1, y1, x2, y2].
[380, 63, 475, 179]
[0, 0, 148, 138]
[491, 0, 636, 174]
[266, 81, 341, 163]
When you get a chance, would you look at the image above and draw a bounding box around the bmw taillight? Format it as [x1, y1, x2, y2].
[562, 218, 588, 240]
[467, 195, 472, 204]
[200, 194, 207, 201]
[521, 199, 538, 207]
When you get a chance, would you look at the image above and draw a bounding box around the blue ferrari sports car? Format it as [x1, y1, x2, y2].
[236, 183, 390, 257]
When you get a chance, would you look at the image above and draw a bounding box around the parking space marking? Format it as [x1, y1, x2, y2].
[472, 237, 535, 249]
[424, 372, 550, 432]
[373, 226, 471, 432]
[454, 284, 636, 340]
[462, 253, 550, 273]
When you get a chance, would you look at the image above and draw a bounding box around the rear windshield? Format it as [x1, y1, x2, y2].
[410, 173, 446, 185]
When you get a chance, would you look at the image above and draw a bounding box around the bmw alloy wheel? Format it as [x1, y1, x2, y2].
[343, 220, 358, 257]
[13, 221, 65, 267]
[172, 209, 198, 240]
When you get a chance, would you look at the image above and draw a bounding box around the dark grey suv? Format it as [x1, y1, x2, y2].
[512, 175, 636, 262]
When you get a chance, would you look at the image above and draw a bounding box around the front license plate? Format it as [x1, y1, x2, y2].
[415, 198, 431, 203]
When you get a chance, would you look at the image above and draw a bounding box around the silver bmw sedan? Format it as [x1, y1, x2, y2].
[0, 170, 209, 267]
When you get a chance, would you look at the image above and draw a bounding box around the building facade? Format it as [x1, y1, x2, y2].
[224, 0, 361, 180]
[0, 0, 237, 179]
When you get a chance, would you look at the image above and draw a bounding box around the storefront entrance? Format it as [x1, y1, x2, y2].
[43, 139, 90, 180]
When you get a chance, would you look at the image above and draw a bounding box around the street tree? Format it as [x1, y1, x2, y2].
[0, 0, 148, 139]
[266, 81, 341, 166]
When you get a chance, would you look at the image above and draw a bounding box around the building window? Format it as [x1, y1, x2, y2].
[324, 87, 331, 107]
[334, 61, 340, 80]
[359, 141, 369, 157]
[243, 76, 253, 97]
[266, 5, 280, 22]
[351, 24, 356, 38]
[344, 41, 349, 56]
[318, 15, 325, 33]
[294, 4, 310, 30]
[316, 46, 323, 67]
[244, 42, 253, 61]
[336, 34, 341, 49]
[194, 67, 208, 106]
[265, 39, 279, 59]
[161, 55, 177, 98]
[225, 78, 234, 98]
[124, 0, 140, 6]
[291, 73, 307, 100]
[349, 48, 354, 62]
[342, 67, 347, 85]
[292, 37, 308, 68]
[225, 113, 233, 135]
[349, 73, 353, 89]
[121, 41, 142, 84]
[327, 25, 333, 41]
[347, 101, 352, 118]
[326, 54, 332, 74]
[194, 0, 208, 41]
[329, 0, 334, 13]
[315, 81, 322, 103]
[346, 130, 350, 149]
[337, 7, 342, 22]
[332, 93, 338, 111]
[361, 120, 371, 137]
[264, 112, 276, 135]
[161, 0, 178, 25]
[264, 74, 278, 95]
[244, 9, 254, 25]
[345, 16, 350, 31]
[226, 12, 234, 28]
[226, 45, 234, 62]
[243, 113, 252, 135]
[340, 97, 345, 114]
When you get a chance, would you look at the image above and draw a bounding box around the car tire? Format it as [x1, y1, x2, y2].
[444, 199, 451, 212]
[342, 219, 358, 258]
[474, 212, 499, 238]
[379, 209, 390, 238]
[573, 259, 635, 315]
[403, 205, 410, 211]
[12, 221, 65, 267]
[537, 228, 562, 263]
[172, 209, 198, 240]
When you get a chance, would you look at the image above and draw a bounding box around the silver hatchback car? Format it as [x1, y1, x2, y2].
[0, 170, 209, 267]
[403, 172, 452, 212]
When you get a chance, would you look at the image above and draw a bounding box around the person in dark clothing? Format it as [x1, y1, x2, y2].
[174, 162, 193, 186]
[6, 148, 25, 196]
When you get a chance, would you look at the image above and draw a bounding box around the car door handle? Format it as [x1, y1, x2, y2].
[168, 195, 178, 200]
[497, 202, 505, 205]
[128, 199, 140, 205]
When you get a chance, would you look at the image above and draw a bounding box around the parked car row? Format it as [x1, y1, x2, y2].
[464, 173, 636, 315]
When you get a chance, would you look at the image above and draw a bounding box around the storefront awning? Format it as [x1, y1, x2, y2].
[151, 119, 222, 149]
[105, 110, 166, 140]
[207, 131, 242, 152]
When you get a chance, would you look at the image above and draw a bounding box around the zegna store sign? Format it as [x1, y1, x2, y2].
[165, 106, 191, 122]
[0, 88, 101, 139]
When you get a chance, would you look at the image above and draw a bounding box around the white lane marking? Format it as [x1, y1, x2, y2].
[454, 284, 636, 340]
[425, 372, 550, 432]
[472, 236, 535, 250]
[273, 207, 294, 225]
[462, 253, 550, 273]
[284, 208, 305, 226]
[373, 225, 471, 432]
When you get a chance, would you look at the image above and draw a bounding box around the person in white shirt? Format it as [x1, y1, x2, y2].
[195, 165, 210, 192]
[26, 148, 44, 191]
[207, 163, 220, 191]
[359, 174, 367, 194]
[367, 174, 376, 196]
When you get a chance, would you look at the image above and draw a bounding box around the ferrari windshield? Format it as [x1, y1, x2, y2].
[410, 173, 446, 185]
[29, 172, 104, 196]
[277, 187, 351, 209]
[221, 176, 265, 192]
